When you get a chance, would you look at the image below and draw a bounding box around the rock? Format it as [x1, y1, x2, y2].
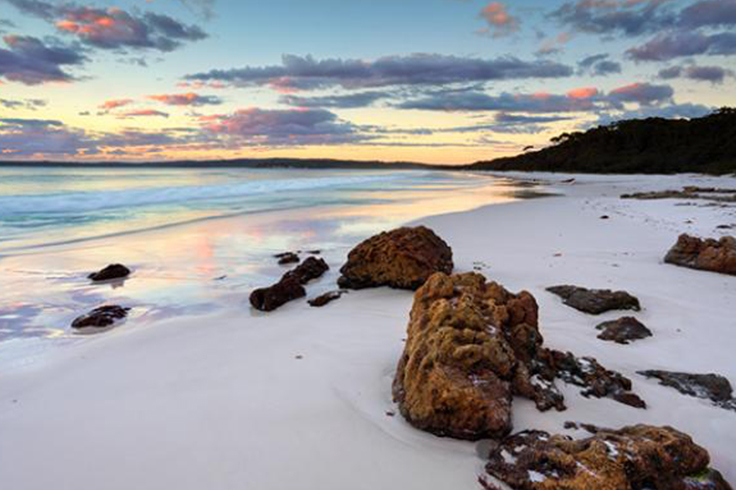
[338, 226, 453, 290]
[88, 264, 131, 282]
[392, 273, 645, 440]
[546, 285, 641, 315]
[547, 350, 646, 408]
[283, 256, 329, 284]
[250, 257, 329, 312]
[308, 290, 345, 307]
[638, 370, 736, 411]
[392, 273, 530, 440]
[664, 234, 736, 276]
[486, 424, 732, 490]
[683, 186, 736, 194]
[622, 187, 736, 203]
[249, 277, 306, 312]
[599, 215, 610, 219]
[71, 305, 130, 331]
[622, 189, 696, 200]
[595, 317, 652, 344]
[274, 252, 300, 265]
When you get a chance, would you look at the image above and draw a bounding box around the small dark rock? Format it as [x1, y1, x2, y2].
[88, 264, 131, 282]
[250, 277, 306, 312]
[563, 421, 601, 433]
[548, 349, 646, 408]
[600, 215, 610, 219]
[306, 249, 321, 255]
[595, 316, 653, 344]
[308, 290, 345, 307]
[71, 305, 130, 330]
[716, 224, 734, 230]
[275, 252, 300, 265]
[638, 370, 736, 411]
[283, 256, 329, 284]
[547, 285, 641, 315]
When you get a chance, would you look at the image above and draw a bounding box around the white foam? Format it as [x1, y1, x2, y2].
[0, 172, 412, 216]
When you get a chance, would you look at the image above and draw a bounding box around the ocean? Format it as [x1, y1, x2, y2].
[0, 166, 538, 363]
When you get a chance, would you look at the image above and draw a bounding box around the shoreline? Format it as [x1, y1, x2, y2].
[1, 172, 735, 489]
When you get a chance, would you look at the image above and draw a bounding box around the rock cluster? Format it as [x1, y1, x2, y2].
[88, 264, 131, 282]
[547, 285, 641, 315]
[71, 305, 130, 331]
[250, 257, 329, 312]
[392, 272, 644, 441]
[664, 234, 736, 276]
[639, 370, 736, 412]
[338, 226, 453, 290]
[485, 424, 732, 490]
[595, 317, 652, 344]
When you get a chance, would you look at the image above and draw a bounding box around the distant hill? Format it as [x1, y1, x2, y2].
[3, 109, 735, 175]
[469, 108, 736, 175]
[0, 157, 440, 170]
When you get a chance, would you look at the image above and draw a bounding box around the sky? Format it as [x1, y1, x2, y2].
[0, 0, 734, 164]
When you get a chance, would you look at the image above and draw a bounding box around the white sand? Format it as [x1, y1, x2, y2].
[1, 172, 735, 489]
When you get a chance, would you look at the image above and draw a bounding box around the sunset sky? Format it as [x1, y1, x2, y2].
[1, 0, 734, 163]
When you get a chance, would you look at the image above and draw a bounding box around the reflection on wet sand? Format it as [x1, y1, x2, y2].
[0, 173, 550, 354]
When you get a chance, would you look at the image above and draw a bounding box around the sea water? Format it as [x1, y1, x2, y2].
[0, 166, 541, 362]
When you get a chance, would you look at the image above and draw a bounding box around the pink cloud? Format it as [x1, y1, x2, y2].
[99, 98, 134, 111]
[147, 92, 222, 106]
[479, 2, 520, 36]
[567, 87, 600, 99]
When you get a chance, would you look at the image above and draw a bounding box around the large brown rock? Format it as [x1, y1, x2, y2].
[665, 234, 736, 276]
[392, 273, 533, 440]
[338, 226, 453, 290]
[485, 424, 732, 490]
[393, 272, 645, 440]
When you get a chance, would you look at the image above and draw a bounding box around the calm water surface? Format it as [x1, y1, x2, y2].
[0, 166, 545, 366]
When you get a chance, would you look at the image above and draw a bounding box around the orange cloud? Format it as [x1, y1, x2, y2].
[567, 87, 600, 99]
[479, 2, 520, 36]
[99, 98, 134, 111]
